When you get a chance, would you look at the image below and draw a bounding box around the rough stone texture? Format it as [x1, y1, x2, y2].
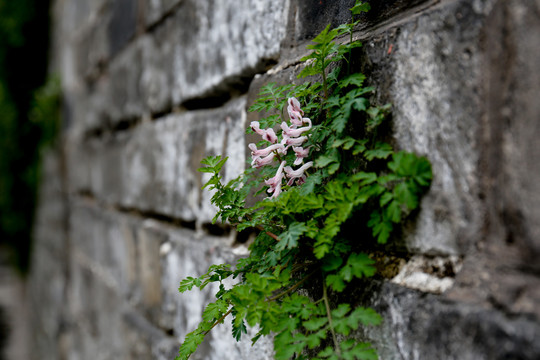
[365, 282, 540, 360]
[28, 151, 68, 360]
[66, 96, 247, 223]
[66, 0, 290, 135]
[28, 0, 540, 359]
[66, 199, 273, 360]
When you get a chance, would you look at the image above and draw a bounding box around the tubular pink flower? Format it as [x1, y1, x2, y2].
[293, 146, 310, 165]
[252, 152, 276, 168]
[280, 118, 312, 137]
[284, 136, 308, 146]
[250, 121, 277, 143]
[266, 161, 287, 199]
[263, 128, 278, 143]
[248, 143, 285, 157]
[288, 174, 307, 186]
[284, 161, 314, 186]
[288, 110, 304, 127]
[265, 161, 286, 189]
[288, 97, 304, 116]
[269, 181, 283, 199]
[250, 121, 263, 134]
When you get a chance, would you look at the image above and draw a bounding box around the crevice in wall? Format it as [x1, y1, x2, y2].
[143, 0, 185, 34]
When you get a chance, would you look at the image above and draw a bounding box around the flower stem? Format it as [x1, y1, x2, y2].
[255, 224, 280, 241]
[323, 277, 342, 358]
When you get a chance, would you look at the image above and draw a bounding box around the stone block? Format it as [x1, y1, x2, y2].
[32, 151, 67, 254]
[67, 96, 247, 223]
[28, 244, 67, 360]
[108, 0, 139, 56]
[65, 260, 129, 360]
[364, 282, 540, 360]
[385, 1, 485, 255]
[70, 201, 137, 300]
[76, 8, 111, 82]
[168, 0, 289, 105]
[67, 0, 289, 133]
[159, 226, 275, 359]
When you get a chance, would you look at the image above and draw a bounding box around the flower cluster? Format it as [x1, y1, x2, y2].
[249, 97, 314, 198]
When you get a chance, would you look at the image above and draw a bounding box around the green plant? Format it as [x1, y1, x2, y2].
[176, 2, 432, 359]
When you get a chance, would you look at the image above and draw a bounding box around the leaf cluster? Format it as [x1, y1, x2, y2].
[177, 1, 432, 359]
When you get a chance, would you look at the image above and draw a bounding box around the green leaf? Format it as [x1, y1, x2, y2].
[178, 276, 202, 292]
[306, 330, 326, 349]
[202, 300, 229, 322]
[322, 255, 343, 272]
[326, 274, 346, 292]
[350, 307, 382, 326]
[332, 136, 356, 150]
[277, 222, 308, 251]
[328, 162, 340, 174]
[368, 211, 393, 244]
[331, 303, 351, 319]
[303, 316, 328, 331]
[232, 318, 247, 341]
[177, 330, 205, 360]
[339, 253, 376, 282]
[351, 1, 371, 15]
[339, 73, 366, 88]
[394, 181, 418, 210]
[351, 172, 377, 186]
[385, 200, 402, 223]
[316, 151, 339, 168]
[347, 343, 378, 360]
[364, 142, 393, 160]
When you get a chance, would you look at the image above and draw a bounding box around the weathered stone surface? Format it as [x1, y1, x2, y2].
[364, 282, 540, 360]
[67, 200, 273, 359]
[386, 0, 485, 255]
[67, 97, 247, 223]
[28, 151, 68, 360]
[160, 225, 275, 360]
[33, 0, 540, 359]
[108, 0, 139, 56]
[249, 0, 484, 256]
[67, 0, 290, 134]
[142, 0, 182, 27]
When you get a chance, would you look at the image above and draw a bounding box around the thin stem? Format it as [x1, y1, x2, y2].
[267, 270, 317, 302]
[321, 67, 328, 101]
[323, 277, 342, 358]
[203, 308, 233, 336]
[348, 28, 353, 75]
[255, 224, 280, 241]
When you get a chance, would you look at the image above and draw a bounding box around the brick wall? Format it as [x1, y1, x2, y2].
[30, 0, 540, 359]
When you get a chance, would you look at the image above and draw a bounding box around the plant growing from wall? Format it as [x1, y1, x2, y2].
[176, 2, 432, 359]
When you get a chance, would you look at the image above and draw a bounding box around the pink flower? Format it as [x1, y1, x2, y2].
[288, 97, 304, 116]
[288, 111, 304, 127]
[293, 146, 310, 165]
[287, 97, 305, 127]
[248, 143, 285, 157]
[280, 118, 312, 137]
[269, 181, 283, 199]
[252, 152, 276, 168]
[250, 121, 278, 143]
[284, 136, 308, 146]
[265, 161, 286, 198]
[284, 161, 314, 186]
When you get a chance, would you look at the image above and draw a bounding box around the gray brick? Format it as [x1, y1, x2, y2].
[67, 0, 289, 133]
[67, 96, 247, 223]
[108, 0, 139, 56]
